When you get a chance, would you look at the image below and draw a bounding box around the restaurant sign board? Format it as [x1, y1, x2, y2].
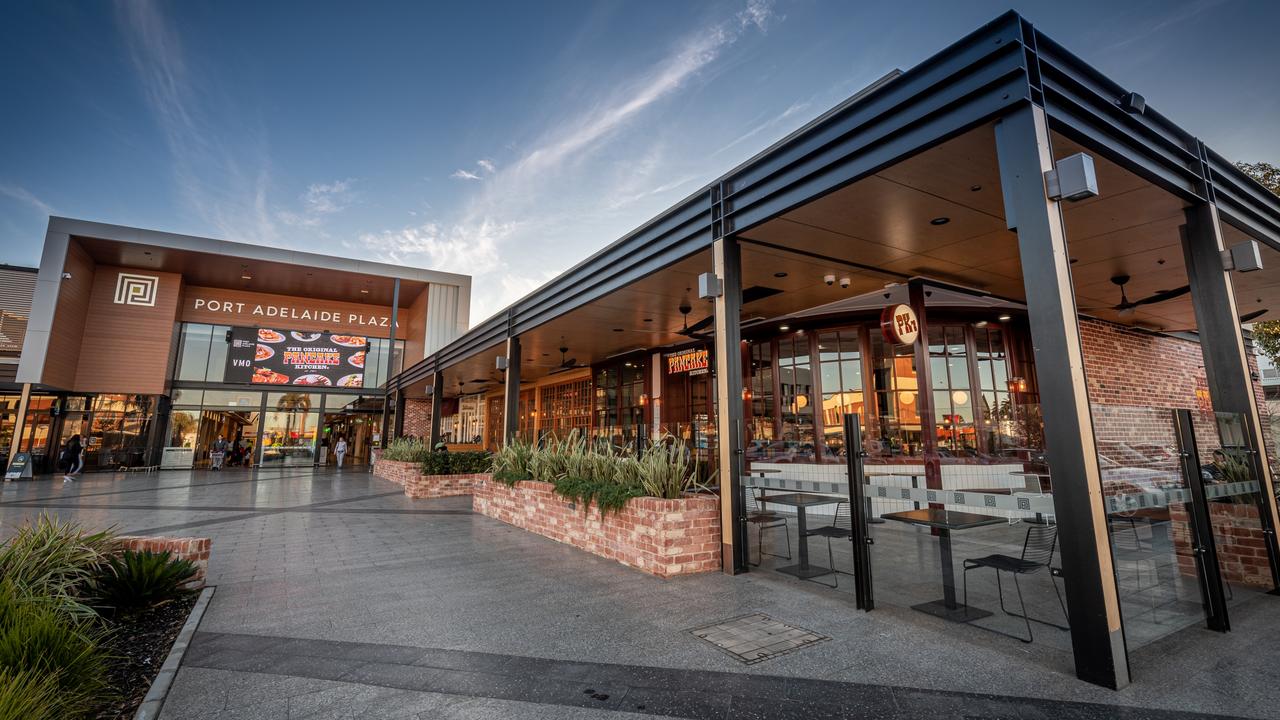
[4, 452, 33, 480]
[667, 347, 710, 376]
[225, 327, 368, 388]
[880, 304, 919, 345]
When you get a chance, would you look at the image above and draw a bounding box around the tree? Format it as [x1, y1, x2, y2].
[1238, 162, 1280, 364]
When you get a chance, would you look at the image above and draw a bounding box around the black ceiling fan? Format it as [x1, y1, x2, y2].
[1087, 274, 1191, 316]
[675, 299, 714, 340]
[548, 341, 588, 375]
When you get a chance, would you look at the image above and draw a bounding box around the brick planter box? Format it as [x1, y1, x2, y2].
[115, 535, 211, 589]
[406, 472, 486, 498]
[372, 459, 420, 486]
[473, 478, 721, 578]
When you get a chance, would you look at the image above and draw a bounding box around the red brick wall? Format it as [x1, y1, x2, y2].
[473, 478, 721, 577]
[406, 472, 483, 498]
[1080, 318, 1272, 464]
[1081, 318, 1275, 588]
[373, 459, 418, 486]
[116, 536, 210, 589]
[403, 399, 431, 439]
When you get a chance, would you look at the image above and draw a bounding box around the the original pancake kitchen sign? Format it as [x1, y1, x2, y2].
[188, 297, 394, 328]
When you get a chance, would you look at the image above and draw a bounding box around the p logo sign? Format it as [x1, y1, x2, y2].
[880, 303, 919, 345]
[113, 273, 159, 307]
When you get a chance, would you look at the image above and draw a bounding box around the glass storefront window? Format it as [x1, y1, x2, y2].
[777, 335, 816, 462]
[203, 389, 265, 409]
[592, 361, 646, 447]
[818, 330, 864, 459]
[176, 324, 214, 381]
[929, 326, 977, 457]
[870, 333, 922, 457]
[748, 341, 776, 455]
[87, 394, 155, 468]
[540, 378, 590, 441]
[363, 338, 405, 389]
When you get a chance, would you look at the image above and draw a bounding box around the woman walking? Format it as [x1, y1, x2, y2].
[62, 434, 84, 483]
[334, 436, 348, 468]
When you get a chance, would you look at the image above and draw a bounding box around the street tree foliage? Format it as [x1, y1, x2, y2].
[1238, 162, 1280, 364]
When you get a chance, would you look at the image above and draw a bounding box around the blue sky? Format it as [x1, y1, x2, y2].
[1, 0, 1277, 323]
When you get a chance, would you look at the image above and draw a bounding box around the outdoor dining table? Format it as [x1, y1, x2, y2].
[757, 492, 841, 580]
[881, 508, 1005, 622]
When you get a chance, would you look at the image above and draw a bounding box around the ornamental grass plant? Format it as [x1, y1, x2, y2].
[0, 580, 111, 718]
[0, 513, 114, 621]
[488, 430, 700, 514]
[381, 436, 431, 462]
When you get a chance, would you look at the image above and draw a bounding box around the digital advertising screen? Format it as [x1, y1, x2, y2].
[225, 327, 367, 387]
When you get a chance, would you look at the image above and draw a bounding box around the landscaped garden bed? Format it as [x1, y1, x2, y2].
[373, 438, 491, 498]
[475, 433, 721, 577]
[0, 515, 210, 720]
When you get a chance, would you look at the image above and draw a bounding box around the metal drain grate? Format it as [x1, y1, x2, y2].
[688, 613, 829, 664]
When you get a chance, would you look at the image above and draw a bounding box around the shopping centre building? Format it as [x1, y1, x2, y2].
[383, 11, 1280, 690]
[1, 217, 470, 475]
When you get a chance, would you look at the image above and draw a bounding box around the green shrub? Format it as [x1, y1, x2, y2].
[491, 438, 535, 485]
[91, 550, 197, 615]
[0, 514, 114, 621]
[0, 581, 110, 718]
[381, 436, 431, 462]
[553, 475, 644, 515]
[421, 450, 492, 475]
[0, 667, 63, 720]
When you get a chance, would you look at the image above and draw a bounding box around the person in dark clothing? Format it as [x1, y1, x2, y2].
[62, 434, 84, 483]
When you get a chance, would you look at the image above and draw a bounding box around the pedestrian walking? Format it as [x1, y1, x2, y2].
[62, 434, 84, 483]
[334, 436, 348, 468]
[211, 434, 228, 471]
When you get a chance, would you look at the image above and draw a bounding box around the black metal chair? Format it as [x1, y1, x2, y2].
[1108, 515, 1162, 623]
[802, 500, 852, 588]
[746, 487, 791, 566]
[962, 524, 1069, 643]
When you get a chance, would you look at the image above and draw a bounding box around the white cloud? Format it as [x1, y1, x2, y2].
[0, 184, 55, 217]
[357, 219, 509, 274]
[278, 179, 357, 226]
[361, 1, 780, 326]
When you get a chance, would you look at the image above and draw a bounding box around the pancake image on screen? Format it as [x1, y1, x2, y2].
[255, 344, 274, 361]
[337, 374, 364, 388]
[258, 329, 285, 343]
[329, 335, 367, 348]
[291, 331, 322, 342]
[253, 367, 289, 384]
[293, 373, 332, 386]
[349, 351, 365, 368]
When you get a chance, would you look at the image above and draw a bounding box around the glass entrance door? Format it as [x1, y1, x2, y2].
[320, 412, 377, 467]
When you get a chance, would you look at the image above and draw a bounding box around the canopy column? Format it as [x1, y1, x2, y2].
[994, 104, 1128, 689]
[712, 235, 747, 575]
[503, 337, 521, 445]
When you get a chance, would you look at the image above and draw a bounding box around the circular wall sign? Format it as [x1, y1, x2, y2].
[880, 304, 919, 345]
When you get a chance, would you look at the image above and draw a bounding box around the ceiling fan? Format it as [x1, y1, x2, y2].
[548, 341, 589, 375]
[675, 299, 714, 340]
[1085, 274, 1191, 317]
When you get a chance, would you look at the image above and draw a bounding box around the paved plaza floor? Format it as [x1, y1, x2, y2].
[1, 467, 1276, 719]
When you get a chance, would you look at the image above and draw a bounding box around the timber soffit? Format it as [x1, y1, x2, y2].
[393, 10, 1280, 391]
